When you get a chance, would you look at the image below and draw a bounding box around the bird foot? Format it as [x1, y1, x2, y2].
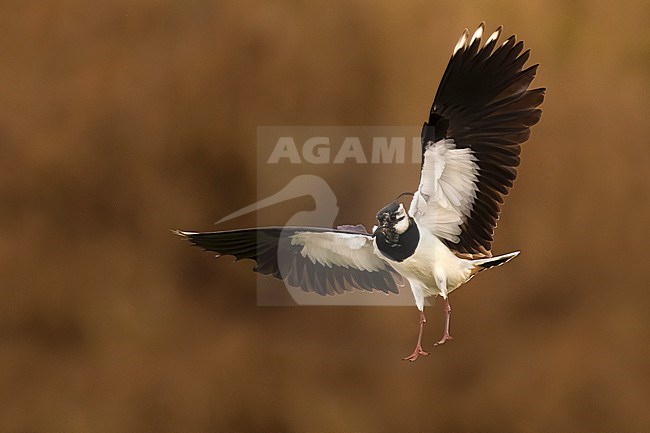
[433, 334, 453, 346]
[402, 345, 429, 362]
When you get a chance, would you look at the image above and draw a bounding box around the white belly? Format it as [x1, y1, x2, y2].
[375, 223, 474, 309]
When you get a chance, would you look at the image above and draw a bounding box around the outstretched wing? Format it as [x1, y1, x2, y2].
[411, 23, 545, 256]
[175, 227, 401, 295]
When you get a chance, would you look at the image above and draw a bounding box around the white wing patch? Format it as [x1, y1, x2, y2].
[408, 139, 479, 243]
[290, 232, 387, 272]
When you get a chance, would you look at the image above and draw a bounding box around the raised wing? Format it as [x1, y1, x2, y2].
[175, 227, 401, 295]
[411, 23, 545, 256]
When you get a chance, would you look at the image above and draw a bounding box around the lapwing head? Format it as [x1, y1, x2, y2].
[375, 201, 410, 236]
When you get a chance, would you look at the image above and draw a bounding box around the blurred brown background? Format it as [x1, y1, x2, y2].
[1, 1, 649, 431]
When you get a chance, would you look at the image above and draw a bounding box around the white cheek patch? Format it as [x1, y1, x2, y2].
[394, 204, 409, 234]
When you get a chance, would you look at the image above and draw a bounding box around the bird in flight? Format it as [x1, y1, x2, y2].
[176, 23, 545, 361]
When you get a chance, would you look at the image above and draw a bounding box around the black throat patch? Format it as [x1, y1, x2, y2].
[375, 219, 419, 262]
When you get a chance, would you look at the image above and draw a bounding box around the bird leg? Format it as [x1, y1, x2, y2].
[402, 310, 429, 362]
[434, 297, 454, 346]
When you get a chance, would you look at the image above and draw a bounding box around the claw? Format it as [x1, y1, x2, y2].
[402, 345, 429, 362]
[433, 333, 453, 346]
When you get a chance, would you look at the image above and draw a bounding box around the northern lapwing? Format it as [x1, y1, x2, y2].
[176, 23, 545, 361]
